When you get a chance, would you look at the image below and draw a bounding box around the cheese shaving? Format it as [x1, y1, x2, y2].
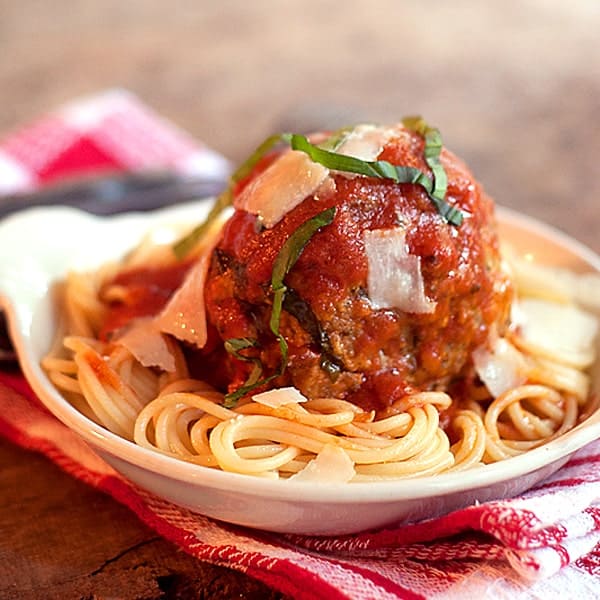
[336, 124, 391, 162]
[252, 387, 308, 408]
[364, 227, 436, 313]
[115, 318, 176, 373]
[235, 150, 329, 228]
[289, 444, 355, 483]
[473, 338, 528, 398]
[516, 298, 598, 369]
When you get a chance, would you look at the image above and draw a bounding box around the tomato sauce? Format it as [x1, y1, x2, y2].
[97, 127, 514, 413]
[205, 128, 513, 411]
[99, 260, 192, 339]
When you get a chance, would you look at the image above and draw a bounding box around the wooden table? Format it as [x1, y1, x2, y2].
[1, 2, 599, 597]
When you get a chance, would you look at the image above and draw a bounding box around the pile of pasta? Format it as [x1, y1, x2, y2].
[43, 247, 599, 482]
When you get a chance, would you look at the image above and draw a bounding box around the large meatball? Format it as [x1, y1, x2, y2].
[204, 124, 513, 411]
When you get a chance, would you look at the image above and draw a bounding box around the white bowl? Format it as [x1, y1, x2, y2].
[1, 201, 599, 535]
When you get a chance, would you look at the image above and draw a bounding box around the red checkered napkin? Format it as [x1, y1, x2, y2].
[0, 88, 230, 194]
[0, 92, 599, 599]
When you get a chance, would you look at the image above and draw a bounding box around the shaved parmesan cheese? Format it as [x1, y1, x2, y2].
[154, 252, 211, 348]
[363, 227, 436, 313]
[336, 124, 391, 162]
[289, 444, 355, 483]
[252, 387, 308, 408]
[235, 150, 329, 228]
[115, 318, 176, 372]
[473, 338, 527, 398]
[503, 244, 600, 310]
[155, 215, 224, 348]
[516, 298, 598, 368]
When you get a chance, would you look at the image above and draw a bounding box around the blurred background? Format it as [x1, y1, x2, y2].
[1, 0, 599, 245]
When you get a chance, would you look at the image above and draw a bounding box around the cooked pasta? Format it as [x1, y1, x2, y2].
[42, 120, 599, 482]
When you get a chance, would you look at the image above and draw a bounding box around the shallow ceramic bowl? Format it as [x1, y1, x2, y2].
[1, 201, 599, 535]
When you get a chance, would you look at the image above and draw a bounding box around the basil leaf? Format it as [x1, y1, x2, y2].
[224, 336, 258, 356]
[320, 355, 342, 381]
[317, 126, 354, 151]
[223, 379, 261, 408]
[224, 337, 263, 381]
[172, 191, 230, 259]
[282, 289, 322, 345]
[401, 116, 465, 226]
[283, 289, 344, 381]
[223, 206, 336, 406]
[223, 337, 265, 408]
[223, 367, 274, 408]
[269, 206, 337, 373]
[291, 133, 427, 184]
[290, 133, 464, 226]
[403, 116, 447, 198]
[173, 133, 292, 259]
[233, 133, 292, 184]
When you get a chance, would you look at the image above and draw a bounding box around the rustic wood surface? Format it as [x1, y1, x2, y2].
[0, 1, 599, 598]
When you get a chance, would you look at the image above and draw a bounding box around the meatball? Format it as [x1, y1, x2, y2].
[204, 124, 513, 411]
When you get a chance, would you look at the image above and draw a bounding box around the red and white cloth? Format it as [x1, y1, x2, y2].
[0, 88, 230, 195]
[1, 92, 599, 600]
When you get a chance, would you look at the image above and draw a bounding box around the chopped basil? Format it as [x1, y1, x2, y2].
[282, 289, 343, 381]
[233, 133, 292, 184]
[282, 289, 322, 345]
[172, 192, 229, 259]
[224, 337, 263, 383]
[175, 118, 462, 260]
[223, 337, 267, 407]
[320, 355, 342, 381]
[224, 206, 336, 406]
[173, 133, 292, 259]
[317, 126, 354, 151]
[290, 132, 464, 226]
[269, 206, 337, 374]
[291, 133, 424, 181]
[222, 337, 264, 407]
[401, 115, 449, 218]
[224, 336, 260, 364]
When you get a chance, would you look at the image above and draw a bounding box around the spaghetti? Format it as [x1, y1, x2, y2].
[42, 120, 599, 482]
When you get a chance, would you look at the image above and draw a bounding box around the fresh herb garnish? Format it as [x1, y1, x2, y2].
[223, 206, 336, 406]
[176, 118, 462, 259]
[269, 205, 337, 378]
[281, 289, 322, 345]
[317, 126, 354, 151]
[177, 118, 462, 405]
[282, 289, 343, 381]
[401, 115, 448, 214]
[290, 132, 464, 226]
[224, 337, 263, 385]
[173, 133, 292, 259]
[172, 191, 229, 259]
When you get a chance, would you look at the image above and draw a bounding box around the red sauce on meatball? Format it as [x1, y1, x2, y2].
[98, 125, 513, 413]
[205, 128, 513, 410]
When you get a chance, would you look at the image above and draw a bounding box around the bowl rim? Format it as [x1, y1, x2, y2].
[2, 202, 600, 505]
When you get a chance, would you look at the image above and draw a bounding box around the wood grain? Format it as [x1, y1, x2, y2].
[0, 438, 283, 600]
[0, 1, 598, 597]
